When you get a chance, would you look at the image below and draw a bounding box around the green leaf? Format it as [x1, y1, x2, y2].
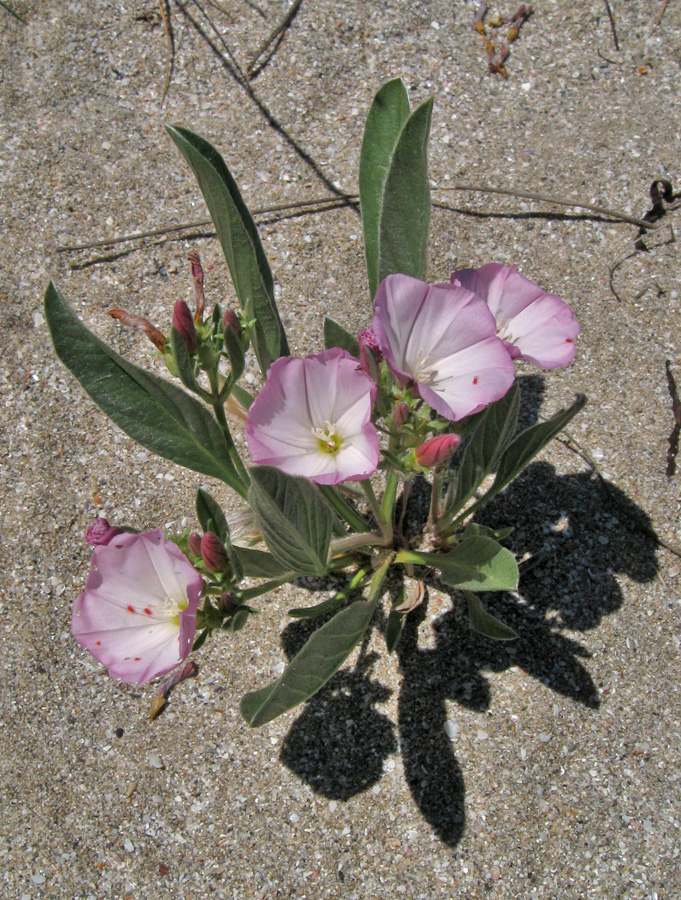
[165, 126, 289, 373]
[231, 383, 255, 410]
[231, 546, 289, 578]
[44, 282, 248, 497]
[248, 466, 334, 576]
[323, 316, 360, 358]
[288, 592, 348, 619]
[449, 383, 520, 516]
[240, 561, 388, 726]
[398, 536, 519, 592]
[359, 78, 411, 298]
[462, 522, 514, 542]
[385, 606, 406, 654]
[227, 608, 251, 632]
[377, 98, 433, 287]
[195, 488, 228, 543]
[485, 394, 587, 503]
[465, 591, 518, 641]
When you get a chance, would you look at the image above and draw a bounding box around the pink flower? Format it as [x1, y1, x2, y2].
[72, 530, 202, 684]
[245, 349, 379, 485]
[451, 264, 580, 369]
[172, 299, 198, 354]
[371, 274, 515, 422]
[415, 433, 461, 468]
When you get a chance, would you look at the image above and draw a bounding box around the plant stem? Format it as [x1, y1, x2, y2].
[429, 468, 443, 531]
[207, 368, 250, 492]
[362, 479, 392, 541]
[380, 471, 399, 524]
[318, 484, 369, 533]
[330, 531, 388, 556]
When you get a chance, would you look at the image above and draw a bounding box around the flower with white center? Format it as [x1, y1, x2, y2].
[245, 348, 379, 484]
[371, 273, 515, 421]
[451, 264, 580, 369]
[72, 530, 202, 684]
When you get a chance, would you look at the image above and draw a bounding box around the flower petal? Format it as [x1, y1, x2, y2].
[246, 349, 379, 483]
[452, 264, 580, 369]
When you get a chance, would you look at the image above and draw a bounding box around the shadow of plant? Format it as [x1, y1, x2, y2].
[276, 405, 659, 846]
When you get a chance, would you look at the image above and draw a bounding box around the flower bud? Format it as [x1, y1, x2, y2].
[222, 308, 242, 340]
[358, 328, 383, 376]
[187, 532, 203, 557]
[173, 300, 198, 355]
[108, 309, 166, 352]
[85, 518, 124, 547]
[219, 590, 239, 614]
[415, 434, 460, 468]
[200, 531, 229, 573]
[392, 402, 410, 430]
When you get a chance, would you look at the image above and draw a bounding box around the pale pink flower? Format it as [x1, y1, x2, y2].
[245, 349, 379, 485]
[72, 530, 202, 684]
[85, 518, 124, 547]
[451, 264, 580, 369]
[371, 274, 515, 421]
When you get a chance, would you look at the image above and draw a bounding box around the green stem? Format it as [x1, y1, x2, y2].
[362, 479, 391, 541]
[330, 531, 387, 556]
[318, 484, 369, 533]
[429, 468, 443, 531]
[207, 368, 250, 492]
[380, 471, 399, 524]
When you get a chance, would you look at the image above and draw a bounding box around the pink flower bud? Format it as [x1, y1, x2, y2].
[200, 532, 229, 573]
[415, 434, 460, 468]
[358, 327, 383, 376]
[392, 402, 410, 429]
[108, 309, 166, 353]
[173, 300, 198, 355]
[187, 533, 203, 557]
[222, 308, 242, 340]
[187, 250, 205, 321]
[85, 518, 124, 547]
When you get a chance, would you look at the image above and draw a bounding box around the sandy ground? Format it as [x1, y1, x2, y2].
[1, 0, 681, 897]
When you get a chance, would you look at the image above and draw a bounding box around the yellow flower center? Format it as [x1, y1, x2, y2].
[312, 421, 343, 455]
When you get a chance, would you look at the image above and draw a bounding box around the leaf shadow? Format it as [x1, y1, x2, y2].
[274, 389, 659, 846]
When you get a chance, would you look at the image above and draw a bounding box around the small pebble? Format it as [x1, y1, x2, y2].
[148, 751, 164, 769]
[124, 838, 134, 853]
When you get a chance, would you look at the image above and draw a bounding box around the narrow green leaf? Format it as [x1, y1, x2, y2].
[227, 608, 251, 632]
[359, 78, 411, 298]
[385, 607, 406, 653]
[323, 316, 360, 358]
[449, 383, 520, 516]
[231, 383, 255, 410]
[288, 593, 348, 619]
[196, 488, 228, 543]
[377, 99, 433, 286]
[165, 125, 289, 373]
[44, 282, 247, 496]
[487, 395, 587, 502]
[231, 546, 289, 578]
[240, 561, 388, 726]
[398, 536, 519, 592]
[465, 591, 518, 641]
[462, 522, 514, 542]
[248, 466, 334, 576]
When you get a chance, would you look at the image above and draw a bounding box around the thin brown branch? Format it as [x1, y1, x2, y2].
[57, 195, 359, 252]
[603, 0, 620, 51]
[650, 0, 671, 35]
[158, 0, 175, 106]
[438, 183, 653, 229]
